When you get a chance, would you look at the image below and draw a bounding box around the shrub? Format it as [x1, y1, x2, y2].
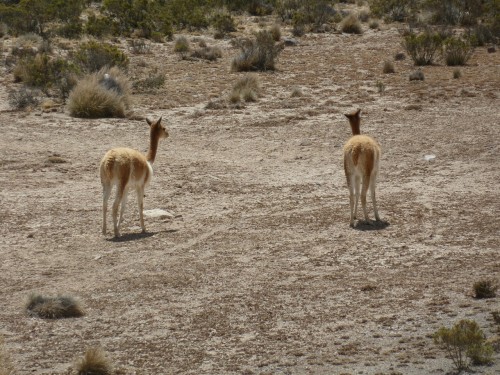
[231, 30, 283, 72]
[453, 68, 461, 79]
[85, 14, 116, 38]
[68, 67, 131, 118]
[403, 31, 443, 65]
[128, 39, 151, 54]
[409, 69, 424, 81]
[375, 80, 385, 94]
[269, 24, 281, 41]
[211, 13, 236, 37]
[133, 71, 165, 91]
[434, 319, 493, 371]
[26, 293, 84, 319]
[369, 0, 416, 22]
[340, 14, 363, 34]
[473, 279, 498, 299]
[174, 35, 190, 57]
[369, 20, 379, 29]
[190, 45, 222, 61]
[383, 60, 395, 73]
[442, 36, 474, 66]
[230, 74, 261, 103]
[394, 52, 405, 60]
[75, 347, 112, 375]
[73, 41, 128, 73]
[8, 86, 41, 110]
[358, 10, 370, 22]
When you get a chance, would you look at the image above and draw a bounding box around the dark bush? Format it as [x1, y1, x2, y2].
[212, 13, 236, 37]
[72, 41, 129, 73]
[231, 30, 283, 72]
[85, 14, 116, 38]
[26, 293, 84, 319]
[8, 86, 40, 110]
[442, 36, 474, 66]
[403, 31, 443, 65]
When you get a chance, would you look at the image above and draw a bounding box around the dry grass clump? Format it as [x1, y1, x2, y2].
[26, 293, 84, 319]
[8, 86, 41, 110]
[230, 74, 261, 103]
[358, 10, 370, 22]
[231, 30, 282, 72]
[174, 35, 190, 55]
[269, 24, 281, 41]
[291, 86, 303, 97]
[340, 14, 363, 34]
[409, 69, 424, 81]
[383, 60, 395, 73]
[0, 336, 15, 375]
[68, 67, 131, 118]
[190, 45, 222, 61]
[453, 68, 461, 79]
[75, 347, 113, 375]
[473, 279, 498, 299]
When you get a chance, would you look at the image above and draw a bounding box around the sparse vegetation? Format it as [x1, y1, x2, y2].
[68, 67, 131, 118]
[269, 24, 281, 41]
[26, 293, 84, 319]
[8, 86, 41, 110]
[291, 86, 303, 97]
[174, 35, 190, 58]
[434, 319, 494, 371]
[133, 70, 165, 91]
[473, 279, 498, 299]
[409, 69, 424, 81]
[75, 347, 113, 375]
[190, 45, 222, 61]
[231, 30, 283, 72]
[230, 74, 261, 103]
[442, 36, 474, 66]
[453, 68, 461, 79]
[340, 14, 363, 34]
[403, 31, 443, 65]
[72, 41, 129, 73]
[383, 60, 395, 73]
[375, 80, 385, 94]
[211, 12, 236, 39]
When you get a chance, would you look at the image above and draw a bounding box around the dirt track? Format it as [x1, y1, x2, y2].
[0, 20, 499, 375]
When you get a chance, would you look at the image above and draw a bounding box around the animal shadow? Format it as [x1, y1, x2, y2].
[353, 219, 390, 231]
[107, 231, 155, 242]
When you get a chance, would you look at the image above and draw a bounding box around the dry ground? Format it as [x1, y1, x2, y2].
[0, 16, 499, 375]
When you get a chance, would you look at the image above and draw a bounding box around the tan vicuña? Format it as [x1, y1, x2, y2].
[100, 117, 169, 237]
[343, 109, 381, 227]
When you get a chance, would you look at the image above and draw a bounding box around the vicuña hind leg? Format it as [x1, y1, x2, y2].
[112, 185, 126, 237]
[136, 187, 146, 233]
[102, 182, 112, 235]
[370, 173, 380, 221]
[361, 174, 371, 223]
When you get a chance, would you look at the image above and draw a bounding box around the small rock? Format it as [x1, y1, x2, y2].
[144, 209, 175, 219]
[283, 38, 298, 47]
[424, 154, 436, 161]
[409, 70, 424, 81]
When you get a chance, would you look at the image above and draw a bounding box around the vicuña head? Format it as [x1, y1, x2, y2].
[100, 117, 169, 237]
[343, 109, 381, 227]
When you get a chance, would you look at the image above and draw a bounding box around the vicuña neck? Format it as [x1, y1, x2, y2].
[348, 118, 361, 135]
[146, 129, 160, 164]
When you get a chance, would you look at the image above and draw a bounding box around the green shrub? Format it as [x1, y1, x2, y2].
[211, 13, 236, 36]
[473, 279, 498, 299]
[56, 20, 83, 38]
[85, 14, 116, 38]
[75, 347, 112, 375]
[13, 53, 79, 93]
[230, 74, 261, 103]
[341, 14, 363, 34]
[174, 35, 190, 53]
[231, 30, 283, 72]
[73, 41, 129, 73]
[434, 319, 494, 371]
[68, 67, 131, 118]
[26, 293, 84, 319]
[403, 31, 443, 65]
[369, 0, 416, 22]
[442, 36, 474, 66]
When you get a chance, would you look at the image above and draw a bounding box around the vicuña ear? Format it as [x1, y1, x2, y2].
[157, 116, 162, 124]
[355, 108, 361, 116]
[146, 117, 153, 126]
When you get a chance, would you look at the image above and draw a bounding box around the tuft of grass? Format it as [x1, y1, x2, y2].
[291, 86, 303, 97]
[75, 347, 112, 375]
[190, 45, 222, 61]
[442, 36, 474, 66]
[0, 335, 15, 375]
[68, 67, 131, 118]
[473, 279, 498, 299]
[231, 30, 283, 72]
[174, 35, 190, 56]
[409, 69, 424, 81]
[383, 60, 395, 73]
[453, 68, 461, 79]
[369, 20, 379, 29]
[358, 10, 370, 23]
[434, 319, 494, 371]
[26, 293, 84, 319]
[230, 74, 261, 103]
[340, 14, 363, 34]
[375, 80, 385, 94]
[394, 52, 406, 60]
[269, 24, 281, 41]
[133, 70, 165, 91]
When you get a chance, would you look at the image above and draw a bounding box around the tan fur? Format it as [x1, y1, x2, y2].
[100, 117, 168, 237]
[343, 109, 381, 227]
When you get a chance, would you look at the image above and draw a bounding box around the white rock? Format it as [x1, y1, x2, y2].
[143, 209, 175, 219]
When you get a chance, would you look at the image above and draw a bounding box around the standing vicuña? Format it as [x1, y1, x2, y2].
[100, 117, 169, 237]
[343, 109, 381, 227]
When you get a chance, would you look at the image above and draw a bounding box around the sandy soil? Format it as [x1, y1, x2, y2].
[0, 17, 499, 375]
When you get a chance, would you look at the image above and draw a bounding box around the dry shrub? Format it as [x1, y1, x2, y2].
[190, 45, 222, 61]
[26, 293, 84, 319]
[8, 86, 41, 110]
[453, 68, 461, 79]
[174, 35, 190, 55]
[75, 347, 112, 375]
[383, 60, 395, 73]
[68, 67, 131, 118]
[0, 336, 15, 375]
[473, 279, 498, 299]
[231, 31, 282, 72]
[409, 69, 424, 81]
[442, 36, 474, 66]
[340, 14, 363, 34]
[230, 74, 261, 103]
[269, 24, 281, 41]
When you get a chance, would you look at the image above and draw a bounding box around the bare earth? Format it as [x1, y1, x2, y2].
[0, 18, 499, 375]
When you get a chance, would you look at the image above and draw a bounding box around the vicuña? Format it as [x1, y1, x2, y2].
[100, 117, 169, 237]
[343, 109, 381, 227]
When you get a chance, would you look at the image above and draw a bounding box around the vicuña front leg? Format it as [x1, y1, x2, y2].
[137, 187, 146, 233]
